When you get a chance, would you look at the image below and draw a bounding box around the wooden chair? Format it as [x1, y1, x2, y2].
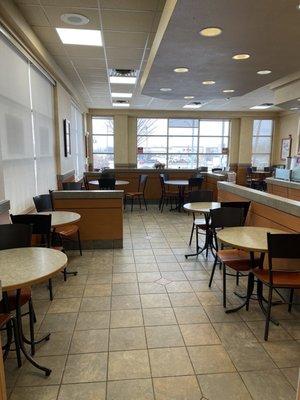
[62, 182, 83, 190]
[0, 224, 36, 357]
[208, 207, 260, 307]
[188, 190, 213, 248]
[10, 214, 63, 302]
[159, 174, 178, 212]
[125, 174, 148, 212]
[34, 193, 82, 257]
[253, 233, 300, 340]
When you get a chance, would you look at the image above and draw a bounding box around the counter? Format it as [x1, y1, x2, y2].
[52, 190, 124, 249]
[218, 182, 300, 232]
[266, 177, 300, 201]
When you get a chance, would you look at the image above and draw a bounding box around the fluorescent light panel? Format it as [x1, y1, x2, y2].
[250, 105, 272, 110]
[111, 92, 132, 98]
[183, 104, 201, 109]
[56, 28, 102, 46]
[109, 76, 136, 84]
[112, 102, 130, 107]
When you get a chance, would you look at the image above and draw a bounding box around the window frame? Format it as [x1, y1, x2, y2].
[251, 119, 274, 169]
[92, 116, 114, 169]
[136, 118, 231, 169]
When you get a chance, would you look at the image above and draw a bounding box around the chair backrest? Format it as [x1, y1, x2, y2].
[138, 174, 148, 193]
[10, 214, 52, 247]
[188, 177, 203, 190]
[198, 166, 208, 172]
[267, 233, 300, 279]
[188, 190, 213, 203]
[264, 167, 270, 172]
[210, 207, 244, 230]
[221, 201, 250, 225]
[0, 224, 32, 250]
[251, 166, 257, 172]
[159, 174, 165, 193]
[62, 181, 82, 190]
[33, 194, 53, 212]
[98, 178, 116, 190]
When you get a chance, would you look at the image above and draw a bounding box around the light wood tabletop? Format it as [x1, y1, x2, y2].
[164, 180, 189, 186]
[217, 226, 287, 252]
[89, 180, 129, 186]
[184, 202, 221, 213]
[37, 211, 81, 227]
[0, 247, 67, 291]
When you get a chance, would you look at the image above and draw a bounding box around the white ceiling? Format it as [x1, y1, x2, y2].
[13, 0, 298, 112]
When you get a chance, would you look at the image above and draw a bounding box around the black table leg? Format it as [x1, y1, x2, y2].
[185, 213, 211, 259]
[15, 289, 52, 376]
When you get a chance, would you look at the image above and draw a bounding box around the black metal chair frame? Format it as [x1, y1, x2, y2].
[98, 177, 116, 190]
[125, 174, 148, 212]
[159, 174, 178, 212]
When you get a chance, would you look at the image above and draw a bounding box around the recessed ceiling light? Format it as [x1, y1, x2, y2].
[109, 76, 136, 84]
[174, 67, 189, 73]
[202, 80, 215, 85]
[232, 53, 250, 60]
[297, 3, 300, 10]
[60, 13, 90, 26]
[290, 107, 299, 111]
[111, 92, 132, 98]
[160, 87, 172, 92]
[257, 70, 272, 75]
[56, 28, 102, 46]
[112, 102, 130, 107]
[250, 103, 273, 110]
[183, 103, 202, 109]
[223, 89, 235, 93]
[297, 98, 300, 101]
[200, 27, 222, 37]
[184, 96, 195, 99]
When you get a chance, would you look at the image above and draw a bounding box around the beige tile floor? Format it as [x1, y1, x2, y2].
[5, 206, 300, 400]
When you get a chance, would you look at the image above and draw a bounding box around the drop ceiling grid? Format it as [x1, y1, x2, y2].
[14, 0, 166, 109]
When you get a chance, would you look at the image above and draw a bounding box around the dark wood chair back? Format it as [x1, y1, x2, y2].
[62, 182, 82, 190]
[188, 177, 203, 191]
[138, 175, 148, 194]
[98, 178, 116, 190]
[212, 168, 223, 173]
[221, 201, 251, 225]
[33, 194, 53, 212]
[188, 190, 213, 203]
[210, 207, 244, 230]
[0, 224, 32, 250]
[10, 214, 52, 248]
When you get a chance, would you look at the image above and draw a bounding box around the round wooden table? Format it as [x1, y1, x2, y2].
[184, 202, 221, 259]
[37, 211, 81, 227]
[0, 247, 67, 376]
[164, 180, 189, 211]
[89, 180, 129, 186]
[217, 226, 287, 315]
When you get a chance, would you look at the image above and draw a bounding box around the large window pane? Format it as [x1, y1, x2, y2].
[253, 119, 273, 136]
[92, 117, 114, 168]
[199, 120, 229, 136]
[169, 136, 198, 153]
[137, 118, 167, 136]
[93, 154, 114, 169]
[251, 154, 270, 169]
[137, 136, 167, 153]
[252, 136, 272, 154]
[168, 154, 197, 169]
[169, 119, 198, 136]
[198, 154, 228, 169]
[199, 136, 229, 154]
[93, 135, 114, 153]
[252, 119, 273, 168]
[137, 154, 167, 169]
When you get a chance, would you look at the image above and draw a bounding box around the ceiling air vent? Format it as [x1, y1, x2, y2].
[109, 69, 138, 85]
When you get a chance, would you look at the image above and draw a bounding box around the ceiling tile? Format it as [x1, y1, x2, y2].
[44, 42, 67, 56]
[43, 6, 100, 29]
[101, 0, 160, 11]
[17, 5, 50, 26]
[70, 58, 106, 69]
[102, 10, 154, 32]
[32, 26, 61, 44]
[64, 45, 105, 58]
[103, 31, 148, 48]
[106, 47, 145, 60]
[14, 0, 40, 5]
[39, 0, 98, 7]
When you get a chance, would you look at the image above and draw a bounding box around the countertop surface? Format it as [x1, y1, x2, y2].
[218, 182, 300, 217]
[265, 177, 300, 189]
[52, 190, 124, 199]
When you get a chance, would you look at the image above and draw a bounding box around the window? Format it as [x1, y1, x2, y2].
[92, 117, 114, 169]
[71, 104, 85, 179]
[251, 120, 273, 169]
[137, 118, 230, 169]
[0, 36, 56, 213]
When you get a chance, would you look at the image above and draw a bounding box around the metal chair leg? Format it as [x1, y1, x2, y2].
[236, 272, 240, 286]
[288, 288, 294, 312]
[29, 299, 35, 355]
[143, 196, 147, 210]
[77, 230, 82, 256]
[12, 317, 22, 367]
[131, 197, 134, 212]
[209, 255, 218, 287]
[264, 286, 273, 341]
[222, 263, 226, 308]
[189, 223, 195, 246]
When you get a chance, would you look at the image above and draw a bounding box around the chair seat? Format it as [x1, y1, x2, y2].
[218, 249, 260, 271]
[0, 287, 31, 312]
[253, 269, 300, 288]
[56, 225, 79, 237]
[126, 192, 143, 197]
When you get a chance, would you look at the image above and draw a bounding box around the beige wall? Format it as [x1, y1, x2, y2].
[273, 112, 300, 164]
